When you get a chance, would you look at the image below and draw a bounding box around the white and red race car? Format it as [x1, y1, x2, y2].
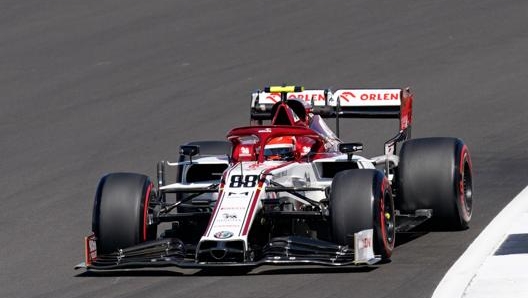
[77, 86, 473, 270]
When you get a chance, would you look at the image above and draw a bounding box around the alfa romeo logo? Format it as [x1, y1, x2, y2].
[213, 231, 234, 239]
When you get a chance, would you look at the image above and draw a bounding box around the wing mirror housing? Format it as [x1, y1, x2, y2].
[180, 145, 200, 163]
[339, 143, 363, 161]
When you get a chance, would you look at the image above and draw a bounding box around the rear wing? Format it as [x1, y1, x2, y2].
[250, 87, 412, 130]
[250, 86, 413, 154]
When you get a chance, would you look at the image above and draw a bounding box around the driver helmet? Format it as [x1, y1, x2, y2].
[264, 136, 296, 161]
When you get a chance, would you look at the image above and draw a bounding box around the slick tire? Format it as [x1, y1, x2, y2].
[330, 169, 395, 260]
[92, 173, 157, 255]
[396, 137, 473, 230]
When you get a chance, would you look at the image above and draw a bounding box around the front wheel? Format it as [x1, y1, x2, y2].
[92, 173, 158, 255]
[330, 169, 395, 260]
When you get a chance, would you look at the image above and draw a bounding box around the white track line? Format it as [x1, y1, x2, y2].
[431, 186, 528, 298]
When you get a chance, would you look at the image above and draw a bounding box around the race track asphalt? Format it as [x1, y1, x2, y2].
[1, 1, 527, 297]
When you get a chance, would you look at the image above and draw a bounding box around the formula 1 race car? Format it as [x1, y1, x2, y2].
[76, 86, 473, 270]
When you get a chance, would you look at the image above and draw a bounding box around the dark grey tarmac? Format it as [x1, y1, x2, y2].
[1, 1, 527, 297]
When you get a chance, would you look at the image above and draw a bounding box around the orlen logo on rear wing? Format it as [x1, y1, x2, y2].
[329, 89, 412, 133]
[253, 90, 330, 106]
[331, 89, 401, 107]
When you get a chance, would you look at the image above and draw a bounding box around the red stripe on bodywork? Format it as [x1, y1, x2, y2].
[241, 186, 263, 236]
[240, 162, 293, 236]
[205, 163, 237, 237]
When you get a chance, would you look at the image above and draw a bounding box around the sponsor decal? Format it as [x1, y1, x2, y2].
[213, 224, 239, 228]
[85, 234, 97, 265]
[214, 231, 234, 239]
[248, 163, 262, 170]
[287, 92, 326, 102]
[258, 128, 272, 133]
[265, 93, 281, 103]
[240, 146, 251, 156]
[359, 92, 399, 101]
[222, 213, 238, 220]
[361, 237, 372, 248]
[220, 206, 246, 210]
[334, 89, 402, 106]
[339, 91, 356, 102]
[88, 237, 97, 258]
[340, 91, 399, 102]
[227, 191, 249, 196]
[261, 91, 326, 104]
[354, 229, 375, 262]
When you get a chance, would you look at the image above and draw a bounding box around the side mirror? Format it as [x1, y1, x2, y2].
[339, 142, 363, 153]
[180, 145, 200, 163]
[339, 143, 363, 161]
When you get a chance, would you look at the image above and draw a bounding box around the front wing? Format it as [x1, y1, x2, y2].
[75, 230, 380, 271]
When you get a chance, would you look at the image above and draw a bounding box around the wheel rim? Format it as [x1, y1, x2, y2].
[461, 160, 473, 216]
[142, 182, 154, 242]
[383, 193, 395, 245]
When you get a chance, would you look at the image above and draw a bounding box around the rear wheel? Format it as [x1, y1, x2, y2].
[330, 169, 395, 259]
[396, 137, 473, 229]
[92, 173, 157, 254]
